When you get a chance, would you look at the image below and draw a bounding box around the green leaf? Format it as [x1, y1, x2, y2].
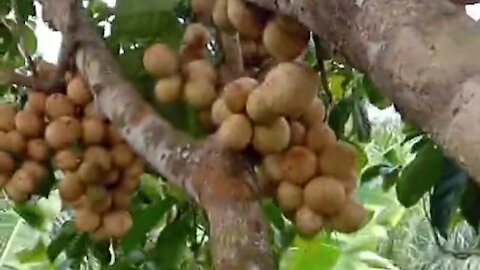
[18, 24, 36, 55]
[352, 100, 371, 143]
[328, 74, 347, 101]
[328, 98, 353, 139]
[381, 167, 400, 191]
[16, 0, 34, 24]
[460, 180, 480, 231]
[361, 76, 390, 109]
[65, 233, 90, 258]
[121, 197, 174, 253]
[0, 25, 13, 55]
[262, 199, 295, 250]
[90, 241, 112, 267]
[13, 203, 45, 229]
[15, 239, 47, 264]
[34, 163, 56, 198]
[361, 164, 391, 184]
[47, 221, 77, 262]
[396, 142, 443, 207]
[0, 2, 10, 17]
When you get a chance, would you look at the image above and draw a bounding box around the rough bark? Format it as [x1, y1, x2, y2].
[37, 0, 274, 269]
[246, 0, 480, 182]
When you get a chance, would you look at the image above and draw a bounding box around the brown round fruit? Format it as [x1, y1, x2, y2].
[276, 181, 303, 212]
[45, 94, 75, 120]
[86, 185, 108, 203]
[318, 142, 357, 178]
[78, 161, 103, 184]
[27, 139, 49, 162]
[26, 91, 46, 114]
[91, 225, 110, 242]
[211, 98, 233, 126]
[124, 159, 144, 179]
[67, 75, 93, 106]
[304, 177, 347, 216]
[222, 77, 258, 113]
[89, 192, 112, 213]
[107, 124, 123, 145]
[84, 146, 112, 172]
[10, 169, 36, 194]
[20, 160, 47, 183]
[45, 117, 81, 149]
[182, 59, 217, 84]
[143, 43, 179, 78]
[262, 154, 283, 183]
[59, 172, 85, 202]
[182, 23, 212, 50]
[191, 0, 214, 22]
[0, 151, 14, 173]
[84, 102, 105, 120]
[74, 207, 101, 232]
[227, 0, 264, 39]
[103, 169, 120, 185]
[198, 109, 215, 130]
[82, 117, 106, 145]
[103, 210, 133, 238]
[301, 98, 326, 127]
[154, 75, 183, 103]
[216, 114, 253, 150]
[54, 149, 81, 171]
[290, 121, 306, 146]
[113, 189, 132, 209]
[252, 117, 290, 154]
[213, 0, 233, 31]
[327, 199, 367, 233]
[0, 103, 17, 131]
[295, 206, 324, 237]
[118, 176, 141, 193]
[15, 110, 44, 138]
[282, 146, 317, 185]
[5, 131, 26, 154]
[246, 89, 277, 124]
[305, 123, 336, 154]
[4, 181, 29, 203]
[262, 17, 308, 61]
[111, 143, 135, 168]
[183, 79, 217, 109]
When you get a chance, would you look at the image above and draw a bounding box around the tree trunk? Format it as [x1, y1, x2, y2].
[246, 0, 480, 182]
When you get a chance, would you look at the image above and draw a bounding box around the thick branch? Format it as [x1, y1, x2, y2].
[246, 0, 480, 182]
[37, 0, 273, 268]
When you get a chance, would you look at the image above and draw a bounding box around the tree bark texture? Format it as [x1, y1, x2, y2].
[37, 1, 274, 269]
[246, 0, 480, 182]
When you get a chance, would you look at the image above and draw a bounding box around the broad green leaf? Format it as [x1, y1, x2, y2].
[0, 25, 13, 55]
[16, 0, 34, 24]
[396, 142, 443, 207]
[381, 167, 400, 191]
[328, 98, 353, 138]
[263, 199, 295, 250]
[15, 239, 48, 264]
[352, 101, 371, 143]
[14, 203, 45, 229]
[460, 180, 480, 231]
[0, 2, 10, 17]
[65, 233, 89, 258]
[361, 164, 391, 184]
[47, 221, 77, 262]
[18, 24, 37, 55]
[328, 74, 347, 101]
[90, 242, 112, 267]
[361, 76, 390, 109]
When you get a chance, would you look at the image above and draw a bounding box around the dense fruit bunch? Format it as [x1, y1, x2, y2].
[0, 73, 144, 240]
[143, 0, 368, 237]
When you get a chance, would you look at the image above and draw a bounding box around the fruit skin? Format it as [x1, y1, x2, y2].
[103, 210, 133, 238]
[84, 102, 105, 120]
[86, 185, 108, 204]
[111, 143, 135, 168]
[26, 91, 46, 114]
[124, 159, 144, 179]
[54, 149, 81, 171]
[45, 94, 75, 120]
[15, 110, 44, 138]
[262, 17, 308, 61]
[84, 146, 112, 172]
[5, 131, 26, 154]
[0, 104, 17, 131]
[252, 117, 291, 155]
[45, 117, 81, 149]
[182, 23, 212, 50]
[318, 142, 357, 178]
[276, 181, 303, 212]
[213, 0, 233, 31]
[262, 62, 318, 118]
[0, 151, 14, 173]
[197, 109, 215, 130]
[305, 123, 336, 154]
[82, 117, 106, 145]
[103, 169, 120, 186]
[154, 75, 183, 103]
[59, 172, 85, 202]
[112, 189, 132, 209]
[90, 193, 112, 213]
[67, 75, 93, 106]
[304, 177, 347, 216]
[183, 79, 217, 109]
[27, 139, 49, 162]
[295, 206, 324, 237]
[222, 77, 258, 113]
[118, 176, 141, 193]
[211, 99, 233, 126]
[78, 161, 103, 184]
[301, 98, 325, 127]
[0, 173, 9, 187]
[282, 146, 317, 185]
[216, 114, 253, 150]
[290, 121, 306, 146]
[107, 125, 123, 145]
[143, 43, 179, 78]
[10, 169, 36, 194]
[262, 154, 283, 183]
[182, 59, 217, 84]
[246, 89, 277, 124]
[21, 161, 47, 183]
[227, 0, 265, 39]
[74, 207, 101, 232]
[327, 199, 367, 233]
[4, 181, 29, 203]
[191, 0, 214, 22]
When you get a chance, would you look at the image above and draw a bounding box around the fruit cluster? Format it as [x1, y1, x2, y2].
[0, 73, 144, 240]
[142, 0, 368, 237]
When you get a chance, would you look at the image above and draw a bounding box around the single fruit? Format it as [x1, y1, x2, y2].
[67, 75, 93, 106]
[0, 103, 17, 131]
[305, 123, 336, 153]
[103, 210, 133, 238]
[15, 110, 44, 138]
[20, 160, 47, 183]
[304, 177, 347, 216]
[276, 15, 309, 34]
[246, 89, 277, 124]
[154, 75, 183, 103]
[182, 59, 217, 84]
[84, 102, 105, 120]
[90, 193, 112, 213]
[91, 225, 110, 242]
[252, 117, 290, 154]
[124, 159, 144, 179]
[74, 207, 101, 232]
[82, 117, 106, 145]
[318, 142, 357, 178]
[290, 121, 306, 145]
[191, 0, 214, 22]
[27, 139, 49, 162]
[118, 176, 140, 193]
[54, 149, 81, 171]
[86, 185, 108, 203]
[112, 189, 131, 209]
[45, 117, 81, 149]
[10, 169, 36, 194]
[211, 98, 233, 126]
[295, 206, 324, 237]
[262, 154, 283, 183]
[327, 199, 367, 233]
[0, 151, 14, 173]
[282, 146, 317, 185]
[213, 0, 233, 31]
[4, 181, 29, 203]
[59, 172, 85, 202]
[216, 114, 253, 150]
[78, 161, 103, 184]
[45, 94, 75, 120]
[222, 77, 258, 113]
[5, 130, 26, 154]
[183, 79, 217, 109]
[262, 16, 308, 61]
[143, 43, 179, 78]
[107, 124, 123, 145]
[276, 181, 303, 212]
[182, 23, 212, 50]
[301, 98, 325, 127]
[111, 143, 135, 168]
[227, 0, 264, 39]
[84, 146, 112, 172]
[103, 169, 120, 185]
[26, 91, 46, 114]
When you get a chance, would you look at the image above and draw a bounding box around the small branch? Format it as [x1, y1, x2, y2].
[313, 35, 333, 106]
[10, 73, 62, 92]
[218, 32, 245, 84]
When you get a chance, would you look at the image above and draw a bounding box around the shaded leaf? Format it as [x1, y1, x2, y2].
[16, 0, 34, 24]
[90, 241, 112, 267]
[0, 25, 13, 55]
[47, 221, 77, 262]
[361, 76, 390, 109]
[460, 180, 480, 231]
[381, 167, 401, 191]
[0, 2, 10, 17]
[14, 203, 45, 228]
[361, 164, 391, 184]
[328, 98, 353, 138]
[352, 100, 371, 143]
[65, 233, 90, 258]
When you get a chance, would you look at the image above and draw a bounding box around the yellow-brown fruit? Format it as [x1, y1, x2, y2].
[84, 102, 105, 120]
[282, 146, 317, 185]
[21, 161, 47, 183]
[262, 154, 283, 182]
[246, 90, 277, 124]
[304, 177, 347, 216]
[10, 169, 36, 194]
[86, 185, 108, 203]
[0, 104, 17, 131]
[290, 121, 306, 146]
[301, 98, 326, 127]
[89, 192, 112, 213]
[5, 131, 26, 154]
[182, 23, 212, 49]
[59, 172, 85, 202]
[45, 117, 81, 149]
[276, 181, 303, 212]
[82, 117, 106, 145]
[216, 114, 252, 150]
[211, 98, 233, 126]
[197, 109, 215, 130]
[78, 161, 103, 184]
[107, 125, 123, 145]
[4, 181, 29, 203]
[45, 94, 75, 120]
[262, 17, 308, 61]
[227, 0, 264, 39]
[70, 196, 88, 209]
[295, 206, 324, 237]
[184, 79, 217, 109]
[339, 170, 358, 194]
[113, 189, 131, 209]
[305, 123, 336, 153]
[111, 143, 135, 168]
[0, 151, 14, 173]
[84, 146, 112, 172]
[26, 91, 46, 114]
[318, 142, 357, 178]
[262, 62, 318, 118]
[118, 177, 141, 193]
[27, 139, 49, 162]
[154, 75, 182, 103]
[143, 43, 179, 78]
[191, 0, 214, 22]
[74, 207, 101, 232]
[103, 210, 133, 238]
[124, 159, 144, 179]
[222, 77, 258, 113]
[103, 169, 120, 185]
[15, 110, 44, 138]
[67, 75, 93, 106]
[328, 199, 367, 233]
[213, 0, 233, 31]
[252, 117, 290, 154]
[91, 225, 110, 242]
[182, 59, 217, 84]
[53, 149, 81, 171]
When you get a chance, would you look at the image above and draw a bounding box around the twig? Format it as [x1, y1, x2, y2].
[313, 35, 333, 105]
[218, 31, 245, 85]
[10, 72, 62, 92]
[11, 0, 37, 76]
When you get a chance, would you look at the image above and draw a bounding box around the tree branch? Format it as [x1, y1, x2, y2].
[36, 0, 274, 268]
